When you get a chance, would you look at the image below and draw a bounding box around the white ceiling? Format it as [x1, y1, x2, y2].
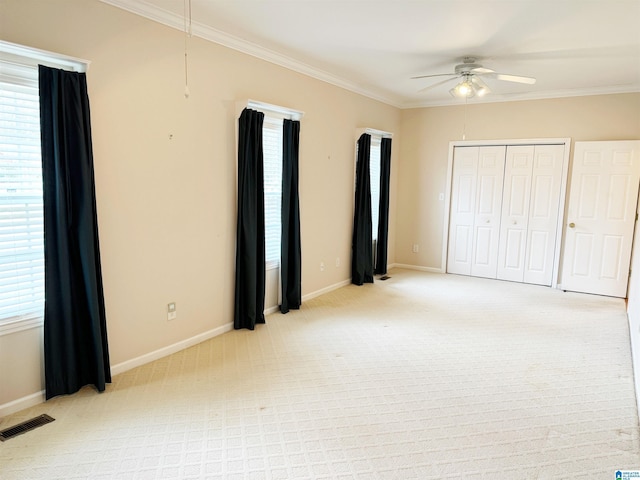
[101, 0, 640, 108]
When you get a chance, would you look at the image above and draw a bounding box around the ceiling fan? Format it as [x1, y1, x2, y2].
[412, 56, 536, 98]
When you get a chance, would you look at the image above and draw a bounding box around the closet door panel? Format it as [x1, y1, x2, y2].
[501, 229, 527, 276]
[523, 145, 564, 285]
[447, 147, 478, 275]
[497, 146, 534, 282]
[474, 225, 495, 268]
[470, 146, 506, 278]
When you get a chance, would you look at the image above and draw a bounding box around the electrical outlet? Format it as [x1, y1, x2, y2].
[320, 262, 325, 272]
[412, 244, 419, 253]
[336, 257, 340, 267]
[167, 302, 177, 321]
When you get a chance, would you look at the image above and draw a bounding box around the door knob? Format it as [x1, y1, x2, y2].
[569, 222, 575, 228]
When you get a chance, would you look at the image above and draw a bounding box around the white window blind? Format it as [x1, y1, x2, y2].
[369, 136, 381, 242]
[0, 60, 44, 330]
[263, 115, 283, 269]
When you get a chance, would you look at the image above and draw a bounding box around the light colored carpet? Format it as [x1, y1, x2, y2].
[1, 269, 639, 479]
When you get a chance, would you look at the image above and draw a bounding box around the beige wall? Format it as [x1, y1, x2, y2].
[0, 0, 400, 410]
[397, 93, 640, 268]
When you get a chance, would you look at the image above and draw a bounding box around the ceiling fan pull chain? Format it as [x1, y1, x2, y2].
[462, 96, 468, 140]
[183, 0, 192, 98]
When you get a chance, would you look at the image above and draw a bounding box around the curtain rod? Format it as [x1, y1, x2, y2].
[357, 127, 393, 139]
[245, 99, 304, 121]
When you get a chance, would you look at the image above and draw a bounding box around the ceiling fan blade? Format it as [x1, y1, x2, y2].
[417, 76, 460, 93]
[470, 67, 494, 74]
[492, 72, 537, 84]
[411, 73, 458, 80]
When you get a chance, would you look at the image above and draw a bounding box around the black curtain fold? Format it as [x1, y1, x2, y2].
[351, 133, 374, 285]
[38, 65, 111, 400]
[280, 119, 301, 313]
[234, 108, 266, 330]
[375, 137, 392, 275]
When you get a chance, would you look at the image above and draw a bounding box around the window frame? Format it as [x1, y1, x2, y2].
[353, 129, 392, 212]
[353, 128, 392, 262]
[235, 99, 303, 272]
[0, 41, 88, 336]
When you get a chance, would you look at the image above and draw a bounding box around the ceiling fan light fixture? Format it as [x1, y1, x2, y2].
[450, 77, 475, 98]
[471, 76, 491, 97]
[449, 75, 492, 99]
[475, 85, 489, 97]
[450, 78, 474, 98]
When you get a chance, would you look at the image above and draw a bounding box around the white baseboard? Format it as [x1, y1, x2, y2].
[0, 390, 46, 418]
[302, 279, 351, 302]
[392, 263, 444, 274]
[110, 322, 234, 376]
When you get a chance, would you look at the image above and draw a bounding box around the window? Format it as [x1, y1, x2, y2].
[262, 115, 284, 269]
[355, 131, 385, 241]
[243, 100, 302, 271]
[0, 57, 44, 334]
[369, 135, 381, 242]
[354, 128, 392, 269]
[0, 41, 87, 334]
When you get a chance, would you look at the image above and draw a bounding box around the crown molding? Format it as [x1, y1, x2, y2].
[99, 1, 640, 111]
[99, 0, 403, 107]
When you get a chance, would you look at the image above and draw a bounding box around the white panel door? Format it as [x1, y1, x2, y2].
[447, 147, 478, 275]
[497, 146, 534, 282]
[470, 146, 506, 278]
[523, 145, 565, 285]
[561, 141, 640, 297]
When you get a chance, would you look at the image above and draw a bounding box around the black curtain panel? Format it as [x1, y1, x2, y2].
[234, 108, 266, 330]
[280, 119, 301, 313]
[375, 137, 392, 275]
[38, 65, 111, 400]
[351, 133, 374, 285]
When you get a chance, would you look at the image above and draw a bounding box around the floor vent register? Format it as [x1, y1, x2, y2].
[0, 414, 55, 442]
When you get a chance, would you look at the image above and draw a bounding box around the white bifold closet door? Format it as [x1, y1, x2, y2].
[447, 145, 506, 278]
[448, 144, 564, 286]
[497, 145, 564, 285]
